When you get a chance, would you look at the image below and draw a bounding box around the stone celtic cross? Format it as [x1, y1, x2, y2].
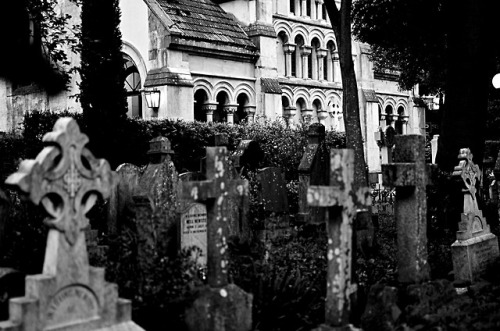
[382, 135, 431, 284]
[181, 147, 248, 287]
[6, 118, 116, 246]
[307, 149, 371, 327]
[453, 148, 481, 212]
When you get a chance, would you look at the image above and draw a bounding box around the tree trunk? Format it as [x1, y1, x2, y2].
[325, 0, 368, 191]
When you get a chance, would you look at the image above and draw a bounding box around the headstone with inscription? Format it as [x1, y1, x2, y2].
[451, 148, 500, 285]
[1, 118, 143, 331]
[181, 147, 252, 331]
[382, 135, 431, 284]
[178, 171, 208, 265]
[308, 149, 371, 330]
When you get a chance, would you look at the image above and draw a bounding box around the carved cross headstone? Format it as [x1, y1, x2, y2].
[1, 118, 143, 331]
[181, 147, 252, 331]
[382, 135, 431, 284]
[451, 148, 499, 284]
[308, 149, 371, 328]
[181, 147, 248, 287]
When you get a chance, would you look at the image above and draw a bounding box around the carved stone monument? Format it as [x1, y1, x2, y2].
[181, 147, 252, 331]
[308, 149, 371, 329]
[452, 148, 500, 284]
[2, 118, 143, 331]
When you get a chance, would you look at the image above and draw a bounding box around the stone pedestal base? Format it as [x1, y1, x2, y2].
[185, 284, 253, 331]
[452, 233, 500, 284]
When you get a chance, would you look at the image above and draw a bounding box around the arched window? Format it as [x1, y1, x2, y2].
[123, 55, 142, 118]
[326, 41, 336, 82]
[235, 93, 249, 124]
[296, 97, 307, 123]
[194, 89, 208, 122]
[385, 105, 394, 126]
[278, 32, 288, 76]
[306, 0, 311, 16]
[215, 92, 229, 123]
[294, 35, 305, 79]
[312, 99, 322, 123]
[290, 0, 295, 14]
[395, 106, 405, 134]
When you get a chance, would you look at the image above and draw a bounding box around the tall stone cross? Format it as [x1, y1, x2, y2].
[6, 118, 116, 281]
[181, 147, 249, 287]
[307, 149, 371, 327]
[382, 135, 431, 284]
[2, 118, 142, 330]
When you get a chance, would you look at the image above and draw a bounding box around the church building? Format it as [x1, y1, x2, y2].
[0, 0, 427, 179]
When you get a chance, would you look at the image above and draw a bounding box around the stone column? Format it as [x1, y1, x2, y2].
[317, 48, 327, 81]
[283, 106, 297, 128]
[301, 0, 307, 16]
[431, 134, 439, 164]
[316, 0, 323, 19]
[327, 51, 333, 82]
[317, 110, 328, 126]
[333, 51, 341, 83]
[301, 46, 312, 79]
[301, 108, 313, 124]
[224, 104, 238, 125]
[202, 102, 218, 123]
[401, 115, 409, 134]
[294, 0, 300, 15]
[243, 105, 256, 123]
[311, 0, 317, 19]
[283, 43, 296, 77]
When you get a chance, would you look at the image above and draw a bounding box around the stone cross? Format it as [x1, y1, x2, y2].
[308, 149, 371, 327]
[2, 118, 142, 330]
[453, 148, 481, 214]
[181, 147, 248, 287]
[382, 135, 430, 284]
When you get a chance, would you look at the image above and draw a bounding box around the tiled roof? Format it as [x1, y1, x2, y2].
[157, 0, 257, 54]
[261, 78, 282, 94]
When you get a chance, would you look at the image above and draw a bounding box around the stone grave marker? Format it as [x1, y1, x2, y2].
[382, 135, 431, 284]
[451, 148, 500, 284]
[308, 149, 371, 329]
[298, 123, 329, 223]
[107, 163, 141, 237]
[2, 118, 143, 331]
[132, 136, 179, 288]
[181, 147, 252, 331]
[431, 134, 439, 164]
[179, 171, 208, 265]
[256, 167, 290, 242]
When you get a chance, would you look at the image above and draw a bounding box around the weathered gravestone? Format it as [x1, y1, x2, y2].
[2, 118, 143, 331]
[178, 172, 208, 265]
[308, 149, 371, 329]
[181, 147, 252, 331]
[107, 163, 141, 237]
[298, 123, 329, 223]
[256, 167, 291, 242]
[451, 148, 500, 285]
[382, 135, 431, 284]
[133, 136, 179, 266]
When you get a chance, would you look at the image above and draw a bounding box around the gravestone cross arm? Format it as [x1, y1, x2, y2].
[307, 149, 370, 327]
[181, 147, 248, 288]
[5, 118, 117, 246]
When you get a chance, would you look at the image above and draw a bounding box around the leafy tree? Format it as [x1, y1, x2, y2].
[0, 0, 80, 90]
[79, 0, 127, 167]
[353, 0, 500, 171]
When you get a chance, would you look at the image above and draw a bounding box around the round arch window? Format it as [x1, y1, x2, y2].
[123, 56, 142, 118]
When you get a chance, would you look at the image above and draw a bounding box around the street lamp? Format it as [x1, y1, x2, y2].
[143, 89, 161, 110]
